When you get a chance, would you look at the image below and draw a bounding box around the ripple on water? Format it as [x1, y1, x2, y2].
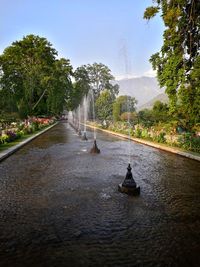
[0, 123, 200, 267]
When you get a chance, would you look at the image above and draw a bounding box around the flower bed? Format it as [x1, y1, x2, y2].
[0, 117, 55, 146]
[102, 121, 200, 153]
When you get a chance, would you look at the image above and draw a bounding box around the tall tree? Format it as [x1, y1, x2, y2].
[95, 89, 114, 121]
[47, 58, 73, 114]
[144, 0, 200, 125]
[85, 62, 119, 99]
[113, 95, 137, 121]
[0, 35, 73, 117]
[70, 66, 91, 110]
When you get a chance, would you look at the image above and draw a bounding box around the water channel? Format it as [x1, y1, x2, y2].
[0, 122, 199, 267]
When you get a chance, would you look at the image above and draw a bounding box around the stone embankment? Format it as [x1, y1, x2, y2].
[88, 125, 200, 162]
[0, 123, 58, 162]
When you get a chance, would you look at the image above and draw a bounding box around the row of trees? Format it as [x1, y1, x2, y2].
[0, 35, 124, 120]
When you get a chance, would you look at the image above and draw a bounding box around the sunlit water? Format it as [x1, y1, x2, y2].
[0, 123, 199, 267]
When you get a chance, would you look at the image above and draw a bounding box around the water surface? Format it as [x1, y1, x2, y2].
[0, 123, 199, 267]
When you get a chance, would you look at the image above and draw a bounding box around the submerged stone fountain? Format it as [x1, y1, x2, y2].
[90, 89, 100, 153]
[82, 131, 88, 141]
[82, 96, 88, 140]
[118, 164, 140, 195]
[90, 139, 100, 154]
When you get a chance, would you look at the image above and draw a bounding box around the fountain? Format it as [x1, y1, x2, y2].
[118, 163, 140, 195]
[118, 96, 140, 195]
[82, 95, 88, 141]
[77, 104, 82, 136]
[90, 89, 100, 153]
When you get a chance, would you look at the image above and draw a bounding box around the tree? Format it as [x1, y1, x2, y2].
[152, 100, 169, 122]
[95, 90, 114, 121]
[69, 66, 91, 110]
[47, 58, 73, 114]
[137, 109, 154, 127]
[113, 95, 137, 121]
[0, 34, 73, 117]
[144, 0, 200, 125]
[85, 62, 119, 99]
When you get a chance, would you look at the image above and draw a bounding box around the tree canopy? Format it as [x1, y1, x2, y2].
[113, 95, 137, 122]
[83, 62, 119, 100]
[144, 0, 200, 126]
[95, 90, 114, 121]
[0, 34, 73, 118]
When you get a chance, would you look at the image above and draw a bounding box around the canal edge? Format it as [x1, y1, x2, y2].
[0, 122, 58, 163]
[87, 124, 200, 162]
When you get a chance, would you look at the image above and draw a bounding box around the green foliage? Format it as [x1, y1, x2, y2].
[138, 109, 154, 127]
[141, 129, 151, 139]
[95, 90, 114, 121]
[120, 112, 137, 122]
[0, 35, 73, 117]
[144, 1, 200, 124]
[143, 6, 160, 20]
[69, 66, 90, 110]
[154, 132, 166, 143]
[134, 128, 142, 138]
[85, 62, 119, 99]
[113, 95, 137, 122]
[178, 133, 200, 153]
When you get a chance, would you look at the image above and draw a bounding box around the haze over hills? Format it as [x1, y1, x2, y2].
[137, 93, 169, 111]
[115, 76, 165, 108]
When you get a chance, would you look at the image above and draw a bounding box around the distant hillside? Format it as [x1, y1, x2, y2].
[137, 93, 169, 111]
[115, 76, 164, 107]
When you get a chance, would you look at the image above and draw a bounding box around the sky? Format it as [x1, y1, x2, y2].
[0, 0, 164, 79]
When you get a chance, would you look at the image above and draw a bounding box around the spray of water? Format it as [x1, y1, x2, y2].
[119, 40, 132, 164]
[78, 104, 81, 131]
[127, 98, 131, 164]
[83, 95, 87, 133]
[91, 89, 96, 140]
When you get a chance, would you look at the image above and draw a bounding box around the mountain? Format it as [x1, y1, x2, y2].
[115, 76, 164, 107]
[137, 93, 169, 111]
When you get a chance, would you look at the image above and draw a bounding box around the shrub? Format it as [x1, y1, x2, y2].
[141, 129, 151, 139]
[16, 130, 24, 139]
[5, 131, 17, 142]
[0, 135, 9, 144]
[31, 121, 39, 131]
[178, 133, 200, 152]
[154, 132, 166, 143]
[134, 128, 142, 138]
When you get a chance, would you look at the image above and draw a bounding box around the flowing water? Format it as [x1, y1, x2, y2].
[0, 123, 199, 267]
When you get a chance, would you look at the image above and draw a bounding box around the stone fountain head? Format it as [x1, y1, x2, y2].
[82, 131, 88, 141]
[118, 163, 140, 195]
[78, 129, 82, 136]
[90, 139, 100, 154]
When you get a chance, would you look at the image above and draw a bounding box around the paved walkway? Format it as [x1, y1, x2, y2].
[0, 123, 58, 162]
[88, 125, 200, 162]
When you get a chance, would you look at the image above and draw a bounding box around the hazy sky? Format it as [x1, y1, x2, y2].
[0, 0, 164, 79]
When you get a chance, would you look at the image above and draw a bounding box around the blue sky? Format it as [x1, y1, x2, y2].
[0, 0, 164, 79]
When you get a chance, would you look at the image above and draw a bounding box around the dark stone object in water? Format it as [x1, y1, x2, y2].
[78, 129, 82, 136]
[82, 132, 88, 141]
[118, 164, 140, 195]
[90, 139, 100, 154]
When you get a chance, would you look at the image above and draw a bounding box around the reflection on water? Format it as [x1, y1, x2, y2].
[0, 123, 200, 267]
